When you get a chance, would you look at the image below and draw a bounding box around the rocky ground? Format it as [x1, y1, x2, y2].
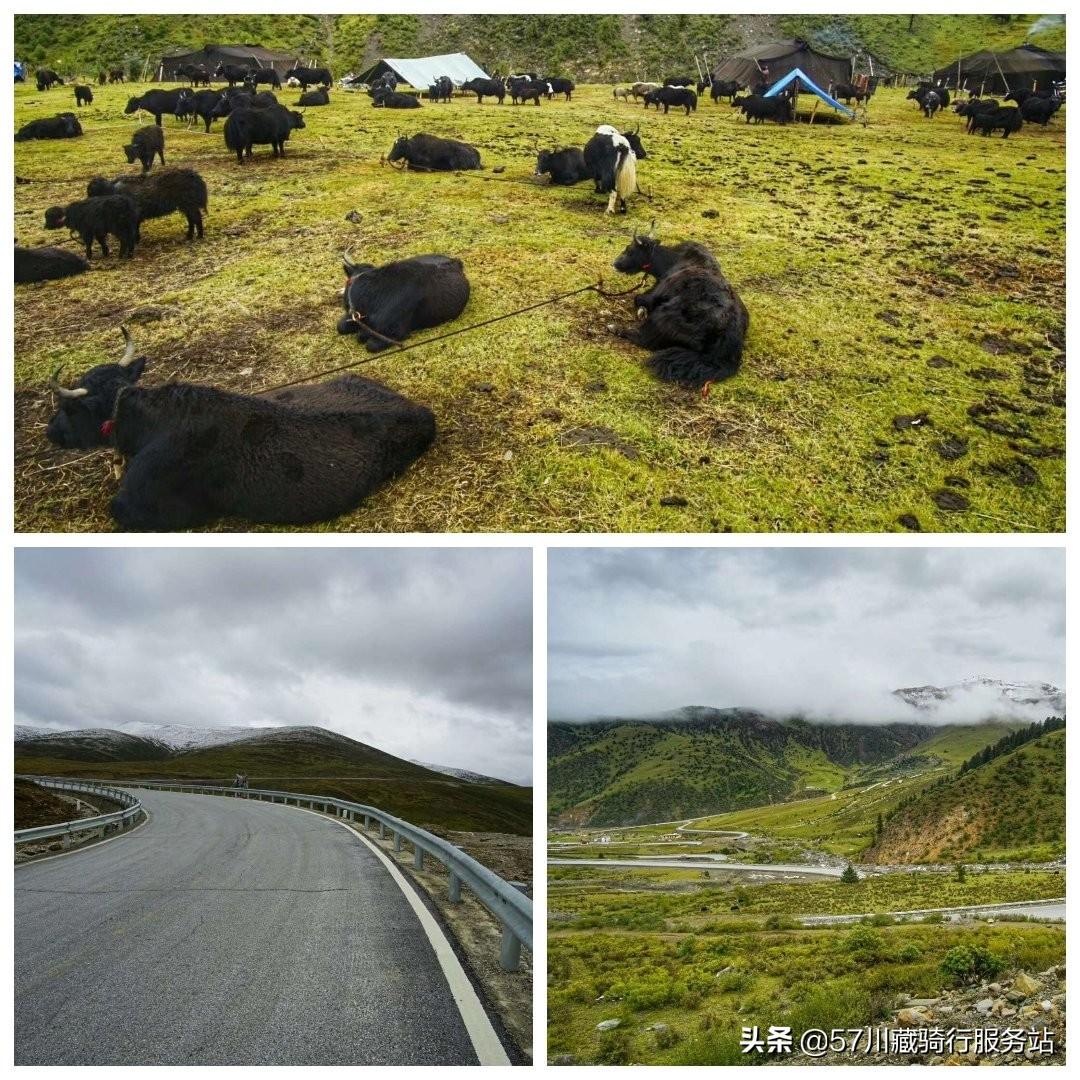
[792, 965, 1065, 1066]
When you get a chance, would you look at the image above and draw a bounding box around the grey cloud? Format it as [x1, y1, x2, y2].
[16, 548, 533, 784]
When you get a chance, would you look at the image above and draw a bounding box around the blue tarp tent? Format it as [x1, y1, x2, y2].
[764, 66, 855, 118]
[15, 61, 26, 82]
[354, 52, 488, 89]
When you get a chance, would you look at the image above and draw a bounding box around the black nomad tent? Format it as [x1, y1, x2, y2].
[711, 39, 853, 93]
[157, 44, 305, 82]
[933, 44, 1065, 94]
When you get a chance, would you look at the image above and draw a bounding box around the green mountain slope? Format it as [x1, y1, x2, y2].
[547, 710, 961, 827]
[16, 727, 531, 835]
[865, 727, 1065, 864]
[14, 14, 1063, 81]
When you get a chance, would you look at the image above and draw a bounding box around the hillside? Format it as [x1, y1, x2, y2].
[15, 725, 531, 835]
[14, 13, 1064, 81]
[865, 727, 1065, 864]
[547, 709, 963, 827]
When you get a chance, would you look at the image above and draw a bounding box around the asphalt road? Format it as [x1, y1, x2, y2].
[15, 789, 495, 1065]
[800, 900, 1067, 926]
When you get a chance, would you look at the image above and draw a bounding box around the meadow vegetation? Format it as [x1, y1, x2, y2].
[14, 79, 1064, 533]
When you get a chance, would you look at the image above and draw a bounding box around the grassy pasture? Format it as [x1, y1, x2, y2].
[14, 80, 1065, 533]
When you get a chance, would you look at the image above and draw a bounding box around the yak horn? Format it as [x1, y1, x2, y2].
[646, 218, 657, 237]
[118, 325, 136, 367]
[49, 365, 88, 399]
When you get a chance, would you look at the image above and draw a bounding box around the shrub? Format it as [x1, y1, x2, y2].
[940, 945, 1006, 984]
[594, 1031, 632, 1066]
[897, 943, 924, 963]
[843, 927, 887, 963]
[841, 864, 860, 884]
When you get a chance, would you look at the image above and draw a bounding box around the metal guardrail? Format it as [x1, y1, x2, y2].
[25, 776, 533, 972]
[14, 778, 143, 848]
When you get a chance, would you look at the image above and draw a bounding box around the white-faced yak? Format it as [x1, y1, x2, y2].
[45, 328, 436, 530]
[338, 253, 470, 352]
[612, 227, 749, 390]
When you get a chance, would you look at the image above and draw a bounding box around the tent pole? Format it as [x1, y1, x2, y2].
[993, 52, 1010, 94]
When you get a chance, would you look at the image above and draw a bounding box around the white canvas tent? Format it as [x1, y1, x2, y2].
[353, 52, 488, 89]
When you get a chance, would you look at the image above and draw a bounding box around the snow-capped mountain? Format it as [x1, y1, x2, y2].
[893, 678, 1065, 717]
[411, 760, 509, 785]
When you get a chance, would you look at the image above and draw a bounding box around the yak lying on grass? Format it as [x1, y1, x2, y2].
[298, 87, 330, 106]
[536, 147, 591, 185]
[372, 89, 422, 109]
[15, 113, 82, 141]
[124, 125, 165, 173]
[45, 328, 436, 531]
[15, 245, 89, 283]
[612, 227, 749, 390]
[338, 253, 470, 352]
[386, 132, 481, 170]
[44, 194, 140, 259]
[87, 168, 208, 240]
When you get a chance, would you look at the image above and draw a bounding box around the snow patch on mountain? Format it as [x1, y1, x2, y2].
[411, 760, 506, 784]
[893, 678, 1065, 721]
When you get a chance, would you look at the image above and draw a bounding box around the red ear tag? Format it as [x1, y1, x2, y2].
[100, 419, 115, 437]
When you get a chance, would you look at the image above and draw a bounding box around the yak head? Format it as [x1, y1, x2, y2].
[46, 327, 147, 449]
[123, 97, 140, 114]
[43, 204, 71, 230]
[122, 143, 140, 164]
[387, 135, 410, 162]
[535, 149, 553, 176]
[622, 126, 647, 159]
[612, 221, 660, 275]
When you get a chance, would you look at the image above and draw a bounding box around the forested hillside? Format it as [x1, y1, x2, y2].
[14, 13, 1065, 82]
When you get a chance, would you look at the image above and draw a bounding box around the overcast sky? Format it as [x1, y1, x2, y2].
[549, 548, 1064, 723]
[16, 548, 533, 784]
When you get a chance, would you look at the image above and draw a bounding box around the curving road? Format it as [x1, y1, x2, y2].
[16, 789, 505, 1066]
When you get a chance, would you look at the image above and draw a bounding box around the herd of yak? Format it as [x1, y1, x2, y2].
[906, 80, 1064, 136]
[13, 61, 1062, 531]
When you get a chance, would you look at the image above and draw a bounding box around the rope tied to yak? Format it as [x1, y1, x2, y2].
[18, 273, 651, 467]
[253, 274, 648, 396]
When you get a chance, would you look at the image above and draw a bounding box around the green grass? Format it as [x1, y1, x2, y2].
[548, 919, 1064, 1064]
[16, 736, 533, 835]
[548, 866, 1064, 926]
[15, 80, 1064, 533]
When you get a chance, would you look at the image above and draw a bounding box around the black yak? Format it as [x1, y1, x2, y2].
[535, 147, 590, 185]
[284, 66, 332, 91]
[73, 84, 94, 107]
[125, 88, 192, 125]
[15, 245, 89, 284]
[373, 89, 421, 109]
[386, 132, 481, 171]
[338, 252, 470, 352]
[969, 106, 1024, 137]
[215, 63, 253, 87]
[427, 76, 453, 103]
[652, 86, 697, 114]
[547, 77, 574, 101]
[45, 328, 436, 530]
[612, 228, 749, 390]
[44, 194, 140, 259]
[36, 68, 63, 91]
[710, 79, 742, 103]
[243, 68, 282, 90]
[224, 104, 305, 162]
[87, 168, 208, 240]
[583, 125, 641, 214]
[178, 88, 226, 132]
[124, 125, 166, 173]
[14, 113, 83, 141]
[297, 87, 330, 107]
[460, 77, 505, 104]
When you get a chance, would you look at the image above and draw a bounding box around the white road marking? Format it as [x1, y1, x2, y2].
[291, 806, 512, 1066]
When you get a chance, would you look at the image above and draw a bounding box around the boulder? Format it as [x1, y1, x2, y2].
[1013, 972, 1044, 996]
[897, 1007, 933, 1025]
[596, 1019, 621, 1032]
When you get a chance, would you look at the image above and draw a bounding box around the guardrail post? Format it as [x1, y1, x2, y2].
[363, 815, 371, 829]
[379, 822, 387, 840]
[448, 873, 462, 903]
[414, 846, 424, 870]
[394, 832, 403, 853]
[500, 928, 522, 972]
